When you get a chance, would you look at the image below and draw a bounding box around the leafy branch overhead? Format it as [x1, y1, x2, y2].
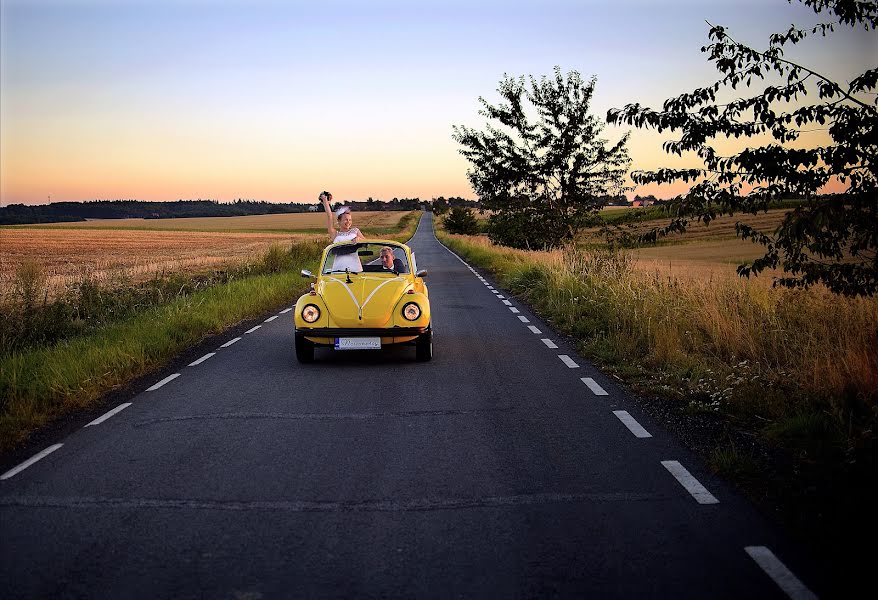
[454, 67, 630, 249]
[607, 0, 877, 296]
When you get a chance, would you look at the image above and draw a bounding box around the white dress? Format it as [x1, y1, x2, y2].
[331, 228, 363, 272]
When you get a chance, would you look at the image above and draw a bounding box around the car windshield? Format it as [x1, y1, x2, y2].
[322, 242, 409, 275]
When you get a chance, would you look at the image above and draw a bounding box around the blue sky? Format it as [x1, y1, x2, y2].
[1, 0, 874, 204]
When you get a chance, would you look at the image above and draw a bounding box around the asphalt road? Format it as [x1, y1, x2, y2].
[1, 213, 824, 599]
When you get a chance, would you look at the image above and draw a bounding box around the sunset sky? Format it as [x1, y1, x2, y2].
[1, 0, 873, 205]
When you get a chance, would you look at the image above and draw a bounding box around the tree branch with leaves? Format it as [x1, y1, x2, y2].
[607, 0, 877, 296]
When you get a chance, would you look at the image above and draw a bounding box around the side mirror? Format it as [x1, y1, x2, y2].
[301, 269, 314, 279]
[416, 269, 428, 278]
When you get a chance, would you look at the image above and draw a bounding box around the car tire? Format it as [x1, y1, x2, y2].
[415, 326, 432, 362]
[295, 333, 314, 363]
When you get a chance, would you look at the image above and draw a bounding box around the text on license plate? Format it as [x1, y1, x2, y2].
[335, 337, 381, 350]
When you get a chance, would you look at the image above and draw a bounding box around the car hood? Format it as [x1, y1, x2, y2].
[319, 275, 409, 327]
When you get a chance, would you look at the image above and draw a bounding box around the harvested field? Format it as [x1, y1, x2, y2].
[0, 228, 322, 298]
[593, 208, 791, 243]
[628, 238, 782, 283]
[19, 210, 411, 232]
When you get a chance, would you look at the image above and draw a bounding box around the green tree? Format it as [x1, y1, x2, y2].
[607, 0, 877, 296]
[453, 67, 631, 249]
[443, 207, 481, 235]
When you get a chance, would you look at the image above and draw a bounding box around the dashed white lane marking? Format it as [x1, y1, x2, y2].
[279, 308, 292, 314]
[1, 444, 63, 480]
[661, 460, 719, 504]
[744, 546, 817, 600]
[517, 316, 530, 323]
[541, 338, 558, 349]
[146, 373, 180, 391]
[85, 403, 132, 427]
[527, 325, 542, 334]
[509, 307, 520, 314]
[220, 337, 241, 348]
[558, 355, 579, 368]
[245, 325, 262, 334]
[581, 377, 608, 396]
[264, 315, 278, 323]
[496, 294, 505, 299]
[502, 300, 513, 306]
[486, 285, 494, 289]
[613, 411, 652, 438]
[188, 352, 216, 366]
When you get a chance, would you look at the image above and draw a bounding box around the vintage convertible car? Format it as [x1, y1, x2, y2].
[294, 240, 432, 362]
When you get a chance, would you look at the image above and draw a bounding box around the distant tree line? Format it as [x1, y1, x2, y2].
[0, 197, 426, 225]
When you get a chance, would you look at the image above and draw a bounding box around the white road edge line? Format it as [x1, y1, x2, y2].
[517, 316, 530, 323]
[146, 373, 180, 391]
[245, 325, 262, 334]
[502, 300, 513, 306]
[188, 352, 216, 366]
[220, 337, 241, 348]
[527, 325, 542, 334]
[264, 315, 278, 323]
[1, 444, 63, 480]
[581, 377, 609, 396]
[509, 307, 520, 314]
[744, 546, 817, 600]
[85, 403, 133, 427]
[613, 410, 652, 438]
[496, 294, 505, 299]
[541, 338, 558, 349]
[279, 307, 292, 314]
[661, 460, 719, 504]
[558, 355, 579, 368]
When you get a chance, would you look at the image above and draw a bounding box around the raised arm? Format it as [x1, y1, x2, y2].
[320, 192, 336, 240]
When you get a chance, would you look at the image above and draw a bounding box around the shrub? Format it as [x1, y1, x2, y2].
[443, 207, 480, 235]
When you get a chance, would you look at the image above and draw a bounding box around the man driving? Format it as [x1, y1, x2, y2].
[379, 246, 407, 273]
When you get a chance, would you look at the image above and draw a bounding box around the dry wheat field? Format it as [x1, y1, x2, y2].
[20, 210, 410, 231]
[0, 228, 320, 299]
[0, 211, 416, 298]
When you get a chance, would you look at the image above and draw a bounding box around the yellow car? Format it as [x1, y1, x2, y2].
[294, 240, 432, 362]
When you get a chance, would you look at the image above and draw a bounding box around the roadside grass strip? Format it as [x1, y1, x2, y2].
[541, 339, 558, 348]
[744, 546, 817, 600]
[220, 337, 241, 348]
[528, 325, 542, 334]
[264, 315, 278, 323]
[85, 403, 133, 427]
[613, 411, 652, 438]
[1, 444, 63, 480]
[559, 355, 580, 368]
[245, 325, 262, 334]
[188, 353, 216, 367]
[581, 377, 608, 396]
[661, 460, 719, 504]
[146, 373, 180, 391]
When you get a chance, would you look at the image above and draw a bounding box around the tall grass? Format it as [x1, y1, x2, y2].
[438, 232, 878, 447]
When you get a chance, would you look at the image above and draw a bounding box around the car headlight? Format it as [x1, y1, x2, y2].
[301, 304, 321, 323]
[402, 302, 421, 321]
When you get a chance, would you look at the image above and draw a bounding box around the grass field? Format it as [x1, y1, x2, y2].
[14, 210, 411, 232]
[0, 211, 418, 299]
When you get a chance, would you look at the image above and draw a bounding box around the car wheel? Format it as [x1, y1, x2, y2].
[295, 333, 314, 363]
[415, 326, 432, 362]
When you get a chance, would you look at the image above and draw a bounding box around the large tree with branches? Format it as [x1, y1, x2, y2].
[453, 68, 631, 249]
[607, 0, 877, 296]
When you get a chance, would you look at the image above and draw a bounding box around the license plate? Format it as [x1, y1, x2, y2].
[334, 337, 381, 350]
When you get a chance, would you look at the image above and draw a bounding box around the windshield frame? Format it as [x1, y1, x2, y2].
[320, 242, 410, 275]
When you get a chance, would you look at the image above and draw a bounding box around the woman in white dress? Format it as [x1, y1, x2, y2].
[321, 191, 365, 272]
